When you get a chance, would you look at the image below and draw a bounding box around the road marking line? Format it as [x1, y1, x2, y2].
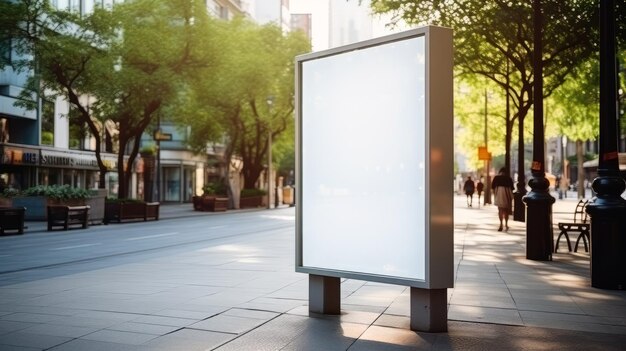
[50, 243, 101, 251]
[124, 232, 179, 241]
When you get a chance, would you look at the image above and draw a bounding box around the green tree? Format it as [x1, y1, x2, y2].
[552, 58, 600, 198]
[181, 18, 310, 199]
[3, 0, 216, 198]
[369, 0, 619, 175]
[3, 0, 117, 186]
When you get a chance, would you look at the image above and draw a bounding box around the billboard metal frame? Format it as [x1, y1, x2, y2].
[295, 26, 454, 291]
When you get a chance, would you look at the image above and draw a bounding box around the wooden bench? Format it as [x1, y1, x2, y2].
[555, 200, 590, 253]
[47, 205, 90, 231]
[0, 207, 26, 235]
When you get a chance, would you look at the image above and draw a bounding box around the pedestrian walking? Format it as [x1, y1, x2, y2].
[492, 168, 514, 231]
[559, 176, 569, 199]
[476, 178, 484, 206]
[463, 176, 475, 207]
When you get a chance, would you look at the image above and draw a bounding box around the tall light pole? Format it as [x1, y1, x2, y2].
[266, 96, 274, 209]
[483, 89, 492, 205]
[585, 0, 626, 289]
[523, 0, 555, 261]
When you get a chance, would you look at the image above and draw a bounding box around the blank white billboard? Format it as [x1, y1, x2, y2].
[296, 27, 453, 289]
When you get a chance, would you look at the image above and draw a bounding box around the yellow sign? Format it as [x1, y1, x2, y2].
[478, 146, 491, 160]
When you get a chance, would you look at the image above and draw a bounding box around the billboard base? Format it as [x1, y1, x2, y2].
[308, 274, 448, 332]
[309, 274, 340, 315]
[410, 287, 448, 332]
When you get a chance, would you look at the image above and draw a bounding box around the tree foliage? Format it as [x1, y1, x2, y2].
[180, 18, 310, 194]
[370, 0, 625, 173]
[3, 0, 216, 198]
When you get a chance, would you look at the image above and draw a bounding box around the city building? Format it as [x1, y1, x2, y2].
[1, 0, 248, 202]
[1, 1, 129, 196]
[250, 0, 290, 31]
[290, 13, 312, 40]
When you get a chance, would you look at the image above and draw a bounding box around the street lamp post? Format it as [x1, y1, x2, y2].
[266, 96, 274, 209]
[483, 89, 492, 205]
[523, 0, 555, 261]
[585, 0, 626, 290]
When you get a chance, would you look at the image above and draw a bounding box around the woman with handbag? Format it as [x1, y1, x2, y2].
[492, 167, 514, 231]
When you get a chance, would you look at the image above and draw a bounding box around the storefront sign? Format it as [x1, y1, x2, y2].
[1, 147, 39, 166]
[40, 150, 118, 170]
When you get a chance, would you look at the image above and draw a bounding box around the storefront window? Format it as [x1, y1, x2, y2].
[163, 167, 180, 202]
[86, 171, 97, 189]
[183, 167, 195, 202]
[49, 169, 61, 185]
[107, 172, 118, 198]
[63, 170, 73, 186]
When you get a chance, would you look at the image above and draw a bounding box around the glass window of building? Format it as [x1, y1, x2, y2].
[1, 37, 11, 64]
[69, 107, 87, 150]
[164, 167, 181, 202]
[63, 170, 73, 186]
[83, 0, 95, 14]
[183, 167, 195, 201]
[53, 0, 69, 10]
[41, 100, 55, 146]
[69, 0, 81, 13]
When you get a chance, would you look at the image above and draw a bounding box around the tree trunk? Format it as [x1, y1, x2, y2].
[242, 165, 263, 189]
[577, 140, 585, 198]
[505, 121, 512, 174]
[99, 171, 106, 190]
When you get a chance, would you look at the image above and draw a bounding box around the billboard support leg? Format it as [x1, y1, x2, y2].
[309, 275, 340, 315]
[410, 287, 447, 332]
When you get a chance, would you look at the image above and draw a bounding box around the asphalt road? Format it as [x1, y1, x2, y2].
[0, 208, 296, 286]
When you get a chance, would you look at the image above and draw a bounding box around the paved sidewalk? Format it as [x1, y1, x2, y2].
[1, 196, 624, 350]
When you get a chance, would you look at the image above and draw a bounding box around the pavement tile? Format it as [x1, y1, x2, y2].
[0, 331, 71, 349]
[281, 320, 368, 351]
[448, 305, 524, 326]
[0, 313, 63, 324]
[153, 308, 224, 320]
[0, 321, 39, 336]
[47, 339, 144, 351]
[373, 314, 411, 329]
[0, 345, 41, 351]
[106, 322, 181, 336]
[348, 325, 437, 351]
[141, 328, 235, 351]
[80, 329, 158, 345]
[130, 315, 197, 327]
[21, 324, 100, 338]
[214, 314, 309, 351]
[189, 314, 269, 334]
[222, 308, 280, 320]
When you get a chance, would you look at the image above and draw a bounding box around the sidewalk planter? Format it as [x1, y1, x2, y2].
[9, 197, 87, 221]
[193, 196, 228, 212]
[15, 185, 90, 220]
[85, 190, 107, 225]
[239, 196, 264, 208]
[239, 189, 267, 209]
[105, 200, 160, 223]
[0, 197, 13, 207]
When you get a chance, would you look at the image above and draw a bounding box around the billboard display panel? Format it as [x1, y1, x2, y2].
[296, 27, 453, 289]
